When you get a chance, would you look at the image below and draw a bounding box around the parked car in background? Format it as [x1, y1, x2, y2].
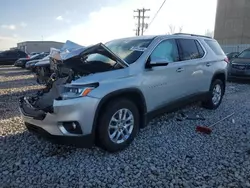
[19, 34, 228, 152]
[25, 59, 40, 70]
[0, 50, 28, 65]
[33, 40, 85, 84]
[29, 52, 40, 56]
[226, 52, 239, 61]
[15, 52, 49, 68]
[33, 56, 51, 84]
[228, 48, 250, 80]
[25, 54, 49, 70]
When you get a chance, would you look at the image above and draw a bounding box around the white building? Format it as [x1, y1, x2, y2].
[16, 41, 64, 54]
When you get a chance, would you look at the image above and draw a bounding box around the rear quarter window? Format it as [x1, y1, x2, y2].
[204, 40, 225, 55]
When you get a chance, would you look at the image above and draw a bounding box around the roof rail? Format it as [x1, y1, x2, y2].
[173, 33, 212, 39]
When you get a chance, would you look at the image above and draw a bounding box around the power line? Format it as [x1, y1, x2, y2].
[143, 0, 166, 33]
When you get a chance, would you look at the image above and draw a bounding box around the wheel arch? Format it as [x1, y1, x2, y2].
[211, 71, 226, 94]
[92, 88, 147, 136]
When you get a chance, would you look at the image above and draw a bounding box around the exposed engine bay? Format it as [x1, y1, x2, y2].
[20, 42, 128, 117]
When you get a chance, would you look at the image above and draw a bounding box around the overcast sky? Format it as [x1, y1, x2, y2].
[0, 0, 217, 50]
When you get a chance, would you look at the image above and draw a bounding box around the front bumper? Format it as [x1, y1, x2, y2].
[19, 96, 100, 147]
[228, 70, 250, 80]
[228, 65, 250, 80]
[25, 122, 94, 148]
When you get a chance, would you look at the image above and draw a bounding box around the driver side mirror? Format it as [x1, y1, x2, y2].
[145, 57, 169, 69]
[233, 54, 239, 58]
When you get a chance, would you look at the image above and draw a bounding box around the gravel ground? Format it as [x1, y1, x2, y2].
[1, 65, 250, 188]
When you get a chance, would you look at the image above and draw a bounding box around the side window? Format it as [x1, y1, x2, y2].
[5, 52, 12, 57]
[8, 51, 18, 58]
[195, 40, 205, 57]
[178, 39, 200, 60]
[150, 39, 179, 63]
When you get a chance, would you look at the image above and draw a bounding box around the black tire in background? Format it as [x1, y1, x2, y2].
[96, 98, 140, 152]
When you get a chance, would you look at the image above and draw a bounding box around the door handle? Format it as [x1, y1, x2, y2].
[176, 67, 184, 72]
[206, 62, 212, 67]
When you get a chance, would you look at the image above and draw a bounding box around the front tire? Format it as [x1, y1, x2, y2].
[202, 79, 225, 109]
[97, 99, 140, 152]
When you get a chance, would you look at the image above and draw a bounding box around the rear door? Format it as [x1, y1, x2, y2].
[0, 51, 18, 64]
[176, 38, 207, 94]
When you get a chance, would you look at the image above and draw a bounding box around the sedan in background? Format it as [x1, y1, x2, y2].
[25, 59, 40, 70]
[33, 56, 51, 84]
[26, 55, 49, 71]
[0, 50, 28, 65]
[15, 52, 49, 68]
[228, 48, 250, 80]
[29, 52, 40, 56]
[226, 52, 239, 61]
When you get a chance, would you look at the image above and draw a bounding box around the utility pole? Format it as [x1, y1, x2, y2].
[134, 9, 141, 36]
[141, 8, 150, 36]
[133, 8, 150, 36]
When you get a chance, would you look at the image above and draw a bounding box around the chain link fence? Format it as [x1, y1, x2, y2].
[221, 44, 250, 53]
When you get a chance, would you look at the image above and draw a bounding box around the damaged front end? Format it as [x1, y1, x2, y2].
[19, 76, 69, 120]
[19, 40, 129, 123]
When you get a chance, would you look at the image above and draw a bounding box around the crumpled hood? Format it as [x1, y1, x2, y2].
[231, 58, 250, 65]
[71, 68, 130, 85]
[49, 40, 85, 61]
[62, 43, 129, 68]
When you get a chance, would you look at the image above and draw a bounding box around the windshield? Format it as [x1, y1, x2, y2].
[86, 38, 153, 65]
[237, 50, 250, 58]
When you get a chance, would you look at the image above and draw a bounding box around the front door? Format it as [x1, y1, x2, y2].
[141, 39, 192, 112]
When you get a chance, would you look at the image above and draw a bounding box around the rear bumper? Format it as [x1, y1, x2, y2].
[25, 122, 94, 148]
[15, 61, 25, 67]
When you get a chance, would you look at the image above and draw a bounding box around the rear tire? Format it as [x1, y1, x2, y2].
[96, 98, 140, 152]
[202, 79, 225, 110]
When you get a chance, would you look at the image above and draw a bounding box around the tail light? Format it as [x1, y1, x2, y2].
[27, 55, 30, 59]
[224, 57, 229, 63]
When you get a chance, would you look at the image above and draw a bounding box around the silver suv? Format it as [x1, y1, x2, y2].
[19, 33, 228, 152]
